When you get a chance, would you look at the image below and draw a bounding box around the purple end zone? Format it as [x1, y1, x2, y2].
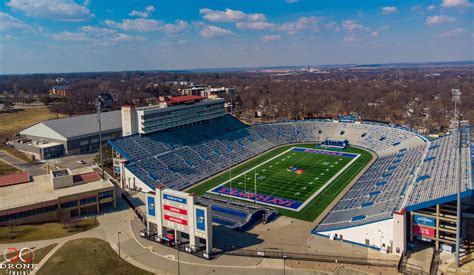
[292, 147, 358, 158]
[211, 186, 303, 210]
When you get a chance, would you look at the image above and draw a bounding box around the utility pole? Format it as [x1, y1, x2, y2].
[451, 88, 462, 268]
[177, 249, 180, 275]
[254, 169, 257, 205]
[118, 231, 122, 259]
[97, 96, 105, 180]
[229, 170, 232, 194]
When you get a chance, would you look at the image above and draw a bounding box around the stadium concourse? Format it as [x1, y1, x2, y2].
[109, 112, 473, 257]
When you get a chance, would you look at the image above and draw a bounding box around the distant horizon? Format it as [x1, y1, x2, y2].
[2, 59, 473, 76]
[1, 0, 472, 74]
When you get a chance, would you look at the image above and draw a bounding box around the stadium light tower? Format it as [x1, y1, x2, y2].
[451, 88, 462, 268]
[97, 96, 105, 180]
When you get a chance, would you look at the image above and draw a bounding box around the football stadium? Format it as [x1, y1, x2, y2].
[109, 96, 473, 257]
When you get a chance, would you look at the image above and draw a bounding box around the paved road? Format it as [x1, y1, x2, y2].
[0, 200, 339, 275]
[0, 150, 46, 176]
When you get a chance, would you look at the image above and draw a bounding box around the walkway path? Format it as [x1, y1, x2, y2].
[0, 150, 45, 176]
[0, 199, 396, 275]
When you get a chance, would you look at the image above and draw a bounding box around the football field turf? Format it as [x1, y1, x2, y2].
[188, 144, 373, 221]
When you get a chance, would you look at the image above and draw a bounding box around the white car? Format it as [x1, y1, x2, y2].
[76, 160, 86, 164]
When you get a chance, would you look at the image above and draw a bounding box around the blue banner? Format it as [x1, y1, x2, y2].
[163, 194, 187, 204]
[212, 186, 303, 210]
[147, 196, 156, 217]
[196, 208, 206, 231]
[413, 215, 435, 227]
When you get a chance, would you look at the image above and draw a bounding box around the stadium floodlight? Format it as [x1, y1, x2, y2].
[244, 172, 247, 194]
[452, 88, 462, 269]
[96, 96, 105, 180]
[254, 169, 257, 205]
[229, 170, 232, 194]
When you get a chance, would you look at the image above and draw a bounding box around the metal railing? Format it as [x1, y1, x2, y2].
[224, 247, 399, 268]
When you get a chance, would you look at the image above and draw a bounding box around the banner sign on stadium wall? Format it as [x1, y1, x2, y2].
[195, 208, 206, 231]
[163, 194, 187, 204]
[413, 225, 435, 238]
[147, 196, 156, 217]
[211, 186, 303, 210]
[164, 214, 188, 225]
[413, 215, 435, 227]
[164, 204, 187, 215]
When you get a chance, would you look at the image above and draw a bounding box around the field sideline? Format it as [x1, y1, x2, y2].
[188, 144, 373, 221]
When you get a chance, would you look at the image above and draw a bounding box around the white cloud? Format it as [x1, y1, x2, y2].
[200, 25, 235, 38]
[439, 27, 465, 37]
[104, 18, 189, 35]
[440, 0, 472, 8]
[425, 15, 456, 25]
[236, 21, 275, 30]
[199, 8, 265, 22]
[160, 20, 189, 35]
[52, 26, 138, 45]
[129, 5, 155, 18]
[370, 25, 390, 38]
[344, 34, 362, 44]
[325, 21, 341, 32]
[81, 25, 117, 36]
[278, 16, 319, 34]
[342, 20, 363, 31]
[260, 34, 281, 42]
[7, 0, 92, 21]
[381, 6, 399, 15]
[104, 18, 161, 32]
[1, 34, 21, 40]
[427, 5, 436, 11]
[286, 0, 299, 3]
[0, 12, 29, 31]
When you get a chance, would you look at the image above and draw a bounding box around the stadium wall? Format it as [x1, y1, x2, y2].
[314, 218, 394, 253]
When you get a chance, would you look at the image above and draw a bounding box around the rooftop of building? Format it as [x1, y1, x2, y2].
[0, 172, 30, 188]
[167, 95, 204, 103]
[20, 110, 121, 140]
[0, 167, 113, 212]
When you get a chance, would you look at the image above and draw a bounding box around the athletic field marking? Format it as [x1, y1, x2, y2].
[208, 147, 360, 211]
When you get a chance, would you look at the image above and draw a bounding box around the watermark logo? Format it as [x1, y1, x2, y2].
[1, 247, 39, 274]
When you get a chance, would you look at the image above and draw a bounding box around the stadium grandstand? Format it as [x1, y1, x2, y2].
[109, 98, 473, 257]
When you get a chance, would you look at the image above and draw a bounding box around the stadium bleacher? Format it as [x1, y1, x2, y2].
[109, 114, 472, 233]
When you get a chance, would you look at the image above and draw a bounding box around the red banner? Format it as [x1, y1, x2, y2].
[164, 214, 188, 225]
[163, 205, 187, 215]
[413, 225, 435, 238]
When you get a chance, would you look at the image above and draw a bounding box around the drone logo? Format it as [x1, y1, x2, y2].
[3, 247, 35, 263]
[1, 247, 39, 273]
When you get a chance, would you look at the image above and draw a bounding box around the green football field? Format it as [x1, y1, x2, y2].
[188, 144, 373, 221]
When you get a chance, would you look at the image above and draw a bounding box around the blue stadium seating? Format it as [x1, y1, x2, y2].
[109, 115, 472, 233]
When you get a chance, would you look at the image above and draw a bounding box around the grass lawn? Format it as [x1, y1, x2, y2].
[0, 244, 57, 275]
[37, 238, 152, 275]
[0, 217, 98, 243]
[0, 159, 21, 175]
[0, 106, 63, 138]
[188, 144, 372, 221]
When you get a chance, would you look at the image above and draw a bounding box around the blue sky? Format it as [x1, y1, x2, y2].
[0, 0, 472, 74]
